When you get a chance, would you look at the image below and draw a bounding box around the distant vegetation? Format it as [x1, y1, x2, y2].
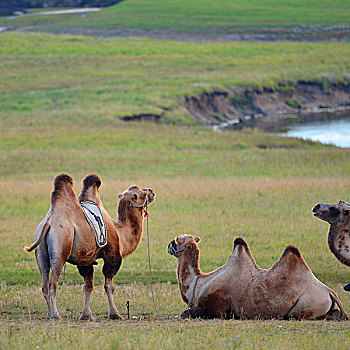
[1, 0, 350, 31]
[0, 0, 122, 16]
[27, 0, 123, 7]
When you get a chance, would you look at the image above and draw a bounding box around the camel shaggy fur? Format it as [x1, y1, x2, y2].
[25, 173, 155, 320]
[313, 201, 350, 290]
[168, 234, 347, 320]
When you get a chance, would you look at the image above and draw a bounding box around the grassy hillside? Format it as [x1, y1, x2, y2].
[1, 33, 350, 126]
[1, 0, 350, 33]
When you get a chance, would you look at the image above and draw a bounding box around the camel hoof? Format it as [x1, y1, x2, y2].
[180, 309, 190, 319]
[109, 313, 123, 320]
[51, 315, 61, 321]
[326, 309, 342, 321]
[80, 314, 94, 321]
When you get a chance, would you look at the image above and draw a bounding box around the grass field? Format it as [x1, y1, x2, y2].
[1, 0, 350, 33]
[1, 19, 350, 350]
[1, 32, 350, 127]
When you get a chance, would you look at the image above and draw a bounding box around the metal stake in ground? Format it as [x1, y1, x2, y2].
[126, 300, 130, 320]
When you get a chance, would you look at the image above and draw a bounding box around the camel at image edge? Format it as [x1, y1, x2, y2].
[313, 200, 350, 290]
[168, 234, 348, 320]
[24, 173, 155, 320]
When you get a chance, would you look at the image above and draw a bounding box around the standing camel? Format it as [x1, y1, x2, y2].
[24, 173, 155, 320]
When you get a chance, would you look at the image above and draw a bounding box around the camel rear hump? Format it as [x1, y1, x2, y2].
[272, 245, 310, 273]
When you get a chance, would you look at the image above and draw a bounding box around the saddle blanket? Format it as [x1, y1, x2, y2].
[80, 200, 107, 248]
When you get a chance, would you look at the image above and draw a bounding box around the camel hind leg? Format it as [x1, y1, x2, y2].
[35, 246, 51, 318]
[286, 292, 332, 320]
[102, 254, 123, 319]
[325, 293, 348, 321]
[48, 260, 66, 319]
[46, 226, 74, 319]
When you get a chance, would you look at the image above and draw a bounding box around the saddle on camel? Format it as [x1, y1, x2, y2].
[168, 234, 347, 320]
[25, 173, 155, 320]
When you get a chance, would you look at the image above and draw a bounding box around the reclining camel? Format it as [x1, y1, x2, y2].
[313, 200, 350, 290]
[25, 173, 155, 320]
[168, 234, 347, 320]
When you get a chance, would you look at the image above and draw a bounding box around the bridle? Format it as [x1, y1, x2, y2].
[129, 196, 149, 217]
[168, 245, 185, 256]
[187, 275, 200, 308]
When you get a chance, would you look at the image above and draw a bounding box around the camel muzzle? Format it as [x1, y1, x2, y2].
[312, 203, 327, 217]
[145, 189, 155, 203]
[167, 241, 184, 258]
[312, 203, 340, 224]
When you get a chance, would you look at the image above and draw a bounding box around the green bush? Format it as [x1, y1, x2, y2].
[276, 86, 295, 94]
[285, 99, 301, 108]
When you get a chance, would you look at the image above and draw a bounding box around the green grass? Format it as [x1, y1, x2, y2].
[1, 31, 350, 348]
[0, 33, 350, 126]
[1, 0, 350, 32]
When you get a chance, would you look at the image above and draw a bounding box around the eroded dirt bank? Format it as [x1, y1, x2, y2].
[184, 82, 350, 128]
[5, 25, 350, 42]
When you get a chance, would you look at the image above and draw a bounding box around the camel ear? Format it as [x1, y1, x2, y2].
[345, 209, 350, 216]
[175, 236, 184, 245]
[118, 193, 124, 199]
[194, 236, 201, 243]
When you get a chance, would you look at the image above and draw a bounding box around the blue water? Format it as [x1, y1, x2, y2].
[282, 117, 350, 148]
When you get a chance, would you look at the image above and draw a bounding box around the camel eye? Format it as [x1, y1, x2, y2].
[329, 207, 338, 214]
[132, 194, 138, 201]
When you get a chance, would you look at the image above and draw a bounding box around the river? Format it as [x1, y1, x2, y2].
[254, 110, 350, 148]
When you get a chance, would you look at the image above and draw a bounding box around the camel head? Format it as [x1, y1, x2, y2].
[167, 234, 201, 258]
[313, 201, 350, 225]
[117, 185, 155, 221]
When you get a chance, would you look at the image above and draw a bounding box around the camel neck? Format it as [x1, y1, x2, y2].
[177, 249, 201, 303]
[115, 208, 144, 257]
[329, 223, 342, 238]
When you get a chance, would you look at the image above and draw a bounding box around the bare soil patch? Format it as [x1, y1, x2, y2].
[35, 25, 350, 42]
[184, 82, 350, 128]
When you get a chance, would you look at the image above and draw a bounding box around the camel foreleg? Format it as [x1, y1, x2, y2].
[102, 254, 123, 319]
[77, 265, 94, 321]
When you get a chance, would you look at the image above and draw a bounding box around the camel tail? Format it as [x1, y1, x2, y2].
[329, 291, 349, 320]
[24, 220, 50, 253]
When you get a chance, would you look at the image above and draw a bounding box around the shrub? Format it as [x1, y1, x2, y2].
[285, 99, 301, 108]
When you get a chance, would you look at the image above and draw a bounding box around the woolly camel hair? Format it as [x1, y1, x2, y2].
[24, 173, 155, 320]
[167, 234, 347, 320]
[313, 200, 350, 290]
